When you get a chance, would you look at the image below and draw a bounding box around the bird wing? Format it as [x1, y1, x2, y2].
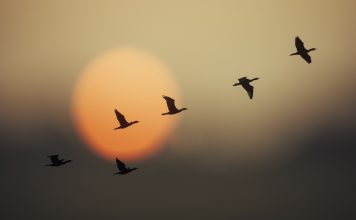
[116, 158, 128, 171]
[242, 84, 254, 99]
[295, 37, 306, 51]
[48, 155, 60, 163]
[232, 82, 240, 86]
[163, 95, 179, 112]
[300, 52, 312, 63]
[114, 109, 129, 126]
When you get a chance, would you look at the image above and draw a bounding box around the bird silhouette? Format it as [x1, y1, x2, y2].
[162, 95, 187, 115]
[113, 158, 138, 175]
[45, 155, 72, 167]
[113, 109, 139, 130]
[290, 36, 316, 64]
[233, 76, 259, 99]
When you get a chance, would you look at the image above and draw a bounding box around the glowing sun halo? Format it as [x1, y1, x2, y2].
[71, 47, 181, 162]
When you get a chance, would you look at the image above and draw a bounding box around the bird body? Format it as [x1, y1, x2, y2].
[113, 109, 139, 130]
[290, 36, 316, 63]
[161, 95, 187, 115]
[46, 155, 72, 167]
[233, 77, 259, 99]
[114, 158, 138, 175]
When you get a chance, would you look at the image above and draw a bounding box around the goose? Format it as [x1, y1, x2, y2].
[290, 36, 316, 64]
[45, 155, 72, 167]
[162, 95, 187, 115]
[113, 109, 139, 130]
[113, 158, 138, 175]
[233, 77, 259, 99]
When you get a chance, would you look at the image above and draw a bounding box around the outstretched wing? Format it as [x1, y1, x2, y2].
[242, 84, 254, 99]
[116, 158, 128, 171]
[233, 82, 240, 86]
[114, 109, 129, 126]
[48, 155, 60, 163]
[295, 37, 306, 51]
[300, 52, 312, 63]
[163, 95, 179, 112]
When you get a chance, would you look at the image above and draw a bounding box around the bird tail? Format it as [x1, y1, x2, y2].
[290, 52, 299, 56]
[233, 83, 240, 86]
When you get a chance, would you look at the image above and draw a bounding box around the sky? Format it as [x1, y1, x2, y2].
[1, 1, 356, 219]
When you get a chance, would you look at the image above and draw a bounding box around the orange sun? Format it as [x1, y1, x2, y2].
[71, 47, 182, 162]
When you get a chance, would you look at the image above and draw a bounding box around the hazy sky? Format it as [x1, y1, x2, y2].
[1, 1, 356, 219]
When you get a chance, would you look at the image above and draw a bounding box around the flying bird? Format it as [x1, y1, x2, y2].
[113, 109, 139, 130]
[45, 155, 72, 167]
[162, 95, 187, 115]
[114, 158, 138, 175]
[233, 76, 259, 99]
[290, 36, 316, 64]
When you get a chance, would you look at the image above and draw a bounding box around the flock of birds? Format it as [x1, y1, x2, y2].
[46, 36, 316, 175]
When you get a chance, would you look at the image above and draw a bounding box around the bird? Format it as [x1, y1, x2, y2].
[113, 158, 138, 175]
[290, 36, 316, 64]
[45, 155, 72, 167]
[113, 109, 139, 130]
[233, 76, 259, 99]
[161, 95, 187, 115]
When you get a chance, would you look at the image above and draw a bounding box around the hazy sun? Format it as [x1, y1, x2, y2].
[71, 47, 181, 162]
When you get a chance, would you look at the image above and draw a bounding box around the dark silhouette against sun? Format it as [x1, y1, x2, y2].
[233, 76, 260, 99]
[113, 158, 138, 175]
[113, 109, 139, 130]
[290, 36, 316, 64]
[161, 95, 187, 115]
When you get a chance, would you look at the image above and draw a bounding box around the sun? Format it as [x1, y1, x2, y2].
[71, 47, 182, 162]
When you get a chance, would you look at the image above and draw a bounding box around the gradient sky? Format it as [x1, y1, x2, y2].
[1, 1, 356, 219]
